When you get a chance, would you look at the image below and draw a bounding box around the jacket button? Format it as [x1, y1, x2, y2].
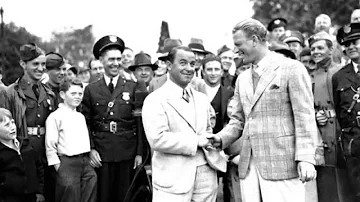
[37, 114, 40, 118]
[110, 112, 114, 116]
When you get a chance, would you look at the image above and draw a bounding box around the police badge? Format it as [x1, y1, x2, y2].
[122, 92, 130, 101]
[109, 35, 117, 43]
[344, 25, 351, 34]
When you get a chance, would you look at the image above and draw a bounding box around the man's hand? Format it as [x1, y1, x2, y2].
[198, 135, 211, 147]
[133, 155, 142, 169]
[206, 133, 222, 148]
[36, 194, 45, 202]
[54, 163, 60, 171]
[316, 110, 328, 126]
[89, 149, 102, 168]
[297, 161, 317, 183]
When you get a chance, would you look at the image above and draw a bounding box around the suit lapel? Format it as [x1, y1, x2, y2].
[22, 83, 37, 101]
[220, 86, 227, 121]
[38, 84, 47, 104]
[166, 85, 196, 132]
[250, 58, 280, 110]
[344, 63, 360, 85]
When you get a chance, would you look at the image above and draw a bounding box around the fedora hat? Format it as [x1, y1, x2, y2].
[188, 38, 210, 54]
[129, 52, 158, 71]
[158, 38, 182, 61]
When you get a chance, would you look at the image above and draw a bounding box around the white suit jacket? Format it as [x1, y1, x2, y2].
[142, 80, 227, 194]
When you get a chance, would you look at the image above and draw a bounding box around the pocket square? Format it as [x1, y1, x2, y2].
[269, 84, 280, 90]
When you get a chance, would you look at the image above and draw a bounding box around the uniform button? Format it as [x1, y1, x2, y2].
[37, 114, 40, 118]
[249, 118, 253, 121]
[330, 120, 333, 124]
[126, 102, 129, 104]
[38, 104, 40, 107]
[327, 100, 331, 104]
[110, 112, 114, 116]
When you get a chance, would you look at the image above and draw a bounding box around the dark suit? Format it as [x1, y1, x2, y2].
[333, 63, 360, 201]
[209, 85, 233, 134]
[82, 76, 144, 202]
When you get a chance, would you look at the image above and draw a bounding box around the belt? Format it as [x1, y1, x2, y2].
[59, 152, 89, 158]
[96, 121, 135, 133]
[27, 127, 46, 136]
[324, 109, 336, 118]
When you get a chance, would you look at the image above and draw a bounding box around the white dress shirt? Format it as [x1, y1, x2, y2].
[104, 74, 120, 86]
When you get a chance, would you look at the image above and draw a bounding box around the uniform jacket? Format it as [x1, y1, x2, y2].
[0, 137, 44, 197]
[148, 73, 207, 94]
[310, 58, 341, 166]
[0, 77, 55, 140]
[142, 80, 227, 194]
[82, 76, 144, 162]
[218, 52, 317, 180]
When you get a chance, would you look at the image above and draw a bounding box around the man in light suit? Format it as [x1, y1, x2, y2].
[142, 46, 227, 202]
[209, 18, 318, 202]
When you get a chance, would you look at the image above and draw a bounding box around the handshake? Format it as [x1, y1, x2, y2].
[197, 133, 222, 150]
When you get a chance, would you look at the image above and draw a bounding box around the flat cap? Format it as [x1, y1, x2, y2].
[93, 35, 125, 59]
[267, 18, 287, 32]
[337, 23, 360, 45]
[46, 52, 65, 71]
[279, 30, 305, 46]
[19, 43, 44, 62]
[308, 31, 333, 47]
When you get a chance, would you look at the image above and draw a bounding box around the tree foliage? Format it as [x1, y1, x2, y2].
[0, 22, 53, 85]
[252, 0, 359, 34]
[49, 25, 95, 67]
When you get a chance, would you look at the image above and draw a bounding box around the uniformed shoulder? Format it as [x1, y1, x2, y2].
[333, 63, 352, 78]
[41, 83, 55, 97]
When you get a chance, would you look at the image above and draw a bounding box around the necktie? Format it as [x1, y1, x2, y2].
[251, 65, 260, 92]
[182, 89, 190, 103]
[32, 84, 40, 99]
[108, 78, 114, 94]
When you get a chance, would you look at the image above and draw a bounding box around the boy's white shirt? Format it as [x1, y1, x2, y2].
[45, 103, 91, 166]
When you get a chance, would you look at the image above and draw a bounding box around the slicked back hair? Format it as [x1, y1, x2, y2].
[167, 46, 194, 63]
[232, 18, 268, 43]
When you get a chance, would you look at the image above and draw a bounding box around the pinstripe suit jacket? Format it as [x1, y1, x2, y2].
[219, 52, 317, 180]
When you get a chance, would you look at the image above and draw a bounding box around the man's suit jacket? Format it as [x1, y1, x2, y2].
[218, 52, 317, 180]
[142, 81, 227, 194]
[148, 73, 207, 94]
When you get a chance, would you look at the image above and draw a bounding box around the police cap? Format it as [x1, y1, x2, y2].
[93, 35, 125, 59]
[279, 30, 305, 47]
[337, 23, 360, 45]
[308, 31, 333, 47]
[267, 18, 287, 32]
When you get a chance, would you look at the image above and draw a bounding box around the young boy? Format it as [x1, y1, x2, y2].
[0, 108, 45, 202]
[45, 79, 97, 202]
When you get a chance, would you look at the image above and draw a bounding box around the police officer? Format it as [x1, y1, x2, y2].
[267, 17, 287, 41]
[333, 23, 360, 201]
[46, 52, 66, 108]
[0, 43, 56, 202]
[82, 35, 144, 202]
[309, 31, 354, 202]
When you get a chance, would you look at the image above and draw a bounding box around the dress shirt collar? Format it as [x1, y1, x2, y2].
[253, 51, 273, 77]
[166, 78, 192, 99]
[352, 62, 359, 73]
[0, 138, 20, 153]
[104, 74, 120, 86]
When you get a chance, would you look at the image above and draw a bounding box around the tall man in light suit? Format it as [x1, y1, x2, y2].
[142, 46, 227, 202]
[209, 18, 318, 202]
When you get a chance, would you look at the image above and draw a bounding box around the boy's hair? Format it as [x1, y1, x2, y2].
[59, 78, 83, 93]
[0, 108, 13, 123]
